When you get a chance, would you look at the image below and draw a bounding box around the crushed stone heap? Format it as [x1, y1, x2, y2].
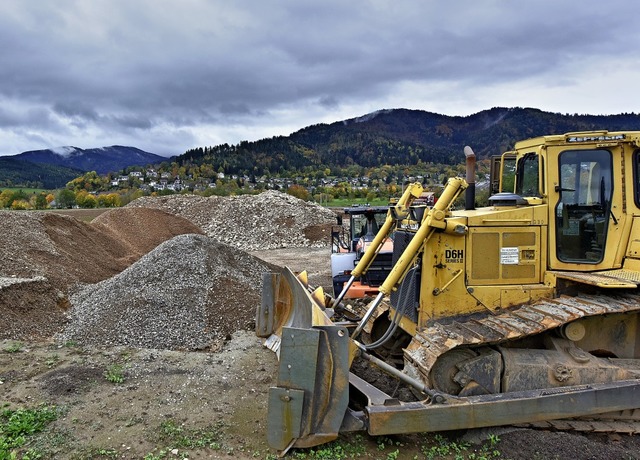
[127, 190, 337, 250]
[58, 234, 276, 350]
[2, 192, 335, 343]
[0, 208, 202, 340]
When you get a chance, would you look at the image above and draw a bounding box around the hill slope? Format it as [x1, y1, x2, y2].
[0, 157, 83, 189]
[11, 145, 167, 175]
[177, 107, 640, 174]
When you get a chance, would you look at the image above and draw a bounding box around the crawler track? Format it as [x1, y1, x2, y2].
[404, 292, 640, 383]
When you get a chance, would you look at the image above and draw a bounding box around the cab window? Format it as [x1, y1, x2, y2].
[633, 150, 640, 207]
[555, 149, 612, 263]
[516, 153, 541, 197]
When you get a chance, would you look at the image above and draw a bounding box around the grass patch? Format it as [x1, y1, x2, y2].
[325, 198, 390, 207]
[45, 355, 60, 369]
[2, 343, 23, 353]
[0, 404, 58, 460]
[103, 364, 125, 384]
[421, 433, 502, 460]
[0, 188, 48, 195]
[144, 419, 223, 459]
[268, 433, 503, 460]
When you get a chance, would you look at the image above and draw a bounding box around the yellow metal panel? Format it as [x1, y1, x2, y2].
[467, 226, 541, 286]
[420, 233, 480, 322]
[466, 206, 536, 227]
[624, 218, 640, 260]
[471, 232, 499, 279]
[623, 257, 640, 271]
[550, 270, 637, 288]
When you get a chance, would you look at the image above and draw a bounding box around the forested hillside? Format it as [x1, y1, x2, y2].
[176, 107, 640, 176]
[0, 157, 82, 189]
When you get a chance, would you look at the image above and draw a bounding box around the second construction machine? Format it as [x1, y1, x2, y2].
[330, 205, 394, 299]
[256, 131, 640, 454]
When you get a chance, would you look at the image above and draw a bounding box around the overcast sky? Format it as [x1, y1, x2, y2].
[2, 0, 639, 157]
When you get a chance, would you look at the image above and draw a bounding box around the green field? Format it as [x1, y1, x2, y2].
[0, 187, 51, 194]
[325, 198, 389, 207]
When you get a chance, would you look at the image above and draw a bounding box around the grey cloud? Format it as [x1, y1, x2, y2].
[0, 0, 639, 155]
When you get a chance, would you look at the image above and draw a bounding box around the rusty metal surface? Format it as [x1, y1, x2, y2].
[553, 270, 640, 288]
[602, 269, 640, 283]
[364, 379, 640, 436]
[405, 292, 640, 382]
[517, 409, 640, 433]
[269, 325, 350, 452]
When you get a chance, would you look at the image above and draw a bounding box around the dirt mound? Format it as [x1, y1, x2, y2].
[59, 234, 276, 350]
[0, 209, 203, 340]
[2, 191, 334, 343]
[128, 190, 337, 250]
[0, 277, 67, 340]
[91, 207, 203, 262]
[1, 190, 334, 342]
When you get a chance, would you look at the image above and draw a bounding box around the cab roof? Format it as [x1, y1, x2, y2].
[514, 131, 640, 150]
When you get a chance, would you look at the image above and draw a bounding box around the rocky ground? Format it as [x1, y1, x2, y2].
[1, 191, 639, 459]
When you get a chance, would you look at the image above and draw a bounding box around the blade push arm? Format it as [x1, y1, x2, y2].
[333, 182, 425, 307]
[352, 177, 468, 339]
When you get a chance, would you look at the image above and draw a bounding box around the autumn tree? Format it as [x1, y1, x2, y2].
[57, 189, 76, 208]
[287, 184, 310, 201]
[11, 199, 30, 210]
[0, 189, 15, 208]
[97, 193, 121, 207]
[34, 193, 48, 210]
[67, 171, 106, 191]
[75, 191, 97, 208]
[1, 189, 29, 208]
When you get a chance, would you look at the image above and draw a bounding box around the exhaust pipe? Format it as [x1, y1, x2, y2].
[464, 146, 476, 210]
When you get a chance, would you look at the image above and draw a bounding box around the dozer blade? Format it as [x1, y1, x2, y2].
[268, 325, 350, 453]
[257, 267, 352, 453]
[256, 268, 333, 353]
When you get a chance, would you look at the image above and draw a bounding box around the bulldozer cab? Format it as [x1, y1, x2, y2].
[350, 208, 385, 245]
[330, 205, 393, 298]
[331, 206, 389, 253]
[489, 152, 516, 194]
[492, 132, 637, 272]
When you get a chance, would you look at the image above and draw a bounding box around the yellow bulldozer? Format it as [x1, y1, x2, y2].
[256, 130, 640, 455]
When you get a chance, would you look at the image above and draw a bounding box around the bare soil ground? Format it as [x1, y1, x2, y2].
[1, 196, 639, 459]
[1, 333, 276, 459]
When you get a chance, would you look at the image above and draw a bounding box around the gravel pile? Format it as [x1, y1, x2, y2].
[0, 208, 202, 340]
[3, 191, 334, 344]
[58, 234, 276, 350]
[127, 190, 337, 250]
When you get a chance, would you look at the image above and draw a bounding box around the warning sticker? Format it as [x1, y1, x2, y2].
[500, 247, 519, 265]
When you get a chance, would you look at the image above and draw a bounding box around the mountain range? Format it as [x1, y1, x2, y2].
[177, 107, 640, 175]
[4, 107, 640, 189]
[10, 146, 166, 175]
[0, 146, 167, 189]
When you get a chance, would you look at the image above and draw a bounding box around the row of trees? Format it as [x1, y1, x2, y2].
[0, 188, 123, 210]
[1, 154, 492, 210]
[0, 189, 52, 210]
